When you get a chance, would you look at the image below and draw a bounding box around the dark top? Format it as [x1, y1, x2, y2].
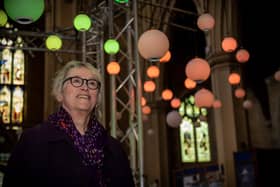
[2, 122, 135, 187]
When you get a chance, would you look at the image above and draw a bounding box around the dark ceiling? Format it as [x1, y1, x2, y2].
[239, 0, 278, 120]
[166, 0, 206, 97]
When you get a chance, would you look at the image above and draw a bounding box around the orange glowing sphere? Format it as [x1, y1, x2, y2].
[161, 89, 173, 101]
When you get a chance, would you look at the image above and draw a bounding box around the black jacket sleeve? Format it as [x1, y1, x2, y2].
[2, 130, 31, 187]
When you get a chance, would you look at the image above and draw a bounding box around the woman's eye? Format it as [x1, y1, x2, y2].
[72, 78, 82, 84]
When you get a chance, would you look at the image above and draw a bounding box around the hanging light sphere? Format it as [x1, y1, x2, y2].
[107, 61, 120, 75]
[144, 80, 156, 92]
[141, 97, 147, 106]
[274, 70, 280, 81]
[170, 98, 181, 109]
[160, 50, 171, 63]
[194, 88, 214, 107]
[146, 65, 160, 78]
[46, 35, 62, 51]
[184, 78, 196, 89]
[0, 10, 8, 26]
[197, 13, 215, 31]
[228, 72, 241, 85]
[114, 0, 128, 4]
[236, 49, 250, 63]
[212, 99, 222, 109]
[243, 99, 253, 109]
[4, 0, 44, 24]
[161, 89, 173, 101]
[104, 39, 120, 55]
[142, 105, 151, 115]
[221, 36, 238, 52]
[185, 57, 211, 83]
[138, 29, 169, 61]
[73, 14, 91, 31]
[147, 128, 154, 135]
[235, 88, 246, 98]
[166, 110, 182, 128]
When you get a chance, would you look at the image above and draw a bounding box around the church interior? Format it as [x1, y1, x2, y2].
[0, 0, 280, 187]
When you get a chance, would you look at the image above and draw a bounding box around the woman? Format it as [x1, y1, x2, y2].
[3, 60, 135, 187]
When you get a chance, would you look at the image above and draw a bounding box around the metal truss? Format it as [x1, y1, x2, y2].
[103, 1, 144, 186]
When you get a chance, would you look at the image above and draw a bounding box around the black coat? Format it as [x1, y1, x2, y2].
[3, 123, 135, 187]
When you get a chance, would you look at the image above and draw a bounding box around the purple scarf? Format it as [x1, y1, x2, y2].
[48, 107, 106, 186]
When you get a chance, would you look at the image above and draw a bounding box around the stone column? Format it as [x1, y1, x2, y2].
[206, 1, 244, 186]
[209, 54, 238, 187]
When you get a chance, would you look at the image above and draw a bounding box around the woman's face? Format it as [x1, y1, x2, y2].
[59, 67, 100, 114]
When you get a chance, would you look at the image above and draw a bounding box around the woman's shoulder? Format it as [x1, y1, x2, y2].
[104, 134, 122, 148]
[19, 122, 59, 143]
[103, 134, 128, 158]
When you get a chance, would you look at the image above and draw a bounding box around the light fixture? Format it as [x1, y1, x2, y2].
[234, 88, 246, 98]
[115, 0, 128, 3]
[144, 80, 156, 92]
[184, 78, 196, 89]
[236, 49, 250, 63]
[73, 14, 91, 31]
[4, 0, 44, 24]
[141, 97, 147, 106]
[212, 100, 222, 108]
[0, 10, 8, 26]
[147, 128, 154, 135]
[146, 65, 160, 78]
[170, 98, 181, 109]
[46, 35, 62, 51]
[106, 61, 120, 75]
[160, 50, 171, 63]
[221, 36, 238, 52]
[194, 88, 214, 107]
[228, 72, 241, 85]
[161, 89, 173, 101]
[104, 39, 120, 55]
[138, 29, 169, 61]
[185, 57, 211, 83]
[166, 110, 182, 128]
[243, 99, 253, 109]
[274, 70, 280, 81]
[197, 13, 215, 31]
[142, 105, 151, 115]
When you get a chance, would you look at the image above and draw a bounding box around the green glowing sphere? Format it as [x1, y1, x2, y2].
[104, 39, 120, 55]
[0, 10, 8, 26]
[4, 0, 44, 24]
[73, 14, 91, 31]
[46, 35, 62, 51]
[115, 0, 129, 3]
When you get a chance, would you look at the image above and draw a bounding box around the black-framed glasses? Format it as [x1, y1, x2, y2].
[63, 76, 101, 90]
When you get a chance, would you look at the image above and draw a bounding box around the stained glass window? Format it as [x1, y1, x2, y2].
[0, 37, 25, 126]
[179, 95, 211, 163]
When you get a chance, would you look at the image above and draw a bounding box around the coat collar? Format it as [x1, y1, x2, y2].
[39, 122, 72, 143]
[39, 122, 112, 150]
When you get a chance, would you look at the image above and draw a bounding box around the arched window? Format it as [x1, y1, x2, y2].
[178, 95, 211, 163]
[0, 37, 25, 127]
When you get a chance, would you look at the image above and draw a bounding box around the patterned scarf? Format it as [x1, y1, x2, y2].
[48, 107, 107, 186]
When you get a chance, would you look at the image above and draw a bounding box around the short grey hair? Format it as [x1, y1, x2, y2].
[51, 60, 102, 119]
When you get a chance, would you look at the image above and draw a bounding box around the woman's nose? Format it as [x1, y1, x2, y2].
[80, 80, 89, 90]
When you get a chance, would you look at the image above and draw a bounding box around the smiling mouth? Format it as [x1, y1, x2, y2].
[77, 95, 90, 99]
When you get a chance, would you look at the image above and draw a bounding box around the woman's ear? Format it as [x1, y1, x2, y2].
[56, 94, 63, 102]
